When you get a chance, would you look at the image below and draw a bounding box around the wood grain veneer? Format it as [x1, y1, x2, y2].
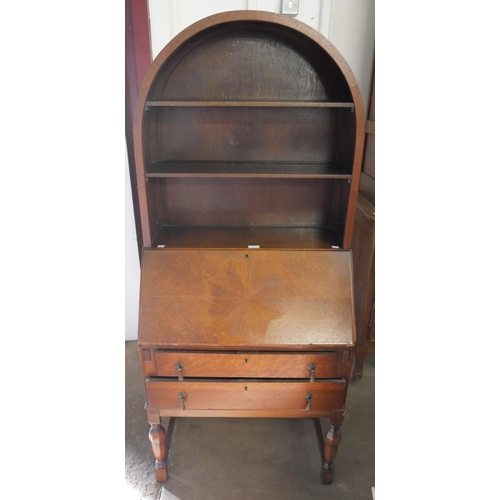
[145, 378, 346, 411]
[154, 351, 341, 379]
[138, 249, 355, 349]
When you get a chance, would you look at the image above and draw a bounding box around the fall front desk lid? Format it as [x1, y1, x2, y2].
[138, 249, 354, 349]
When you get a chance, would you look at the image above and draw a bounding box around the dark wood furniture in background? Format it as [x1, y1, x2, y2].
[351, 65, 375, 383]
[134, 11, 365, 484]
[126, 0, 151, 253]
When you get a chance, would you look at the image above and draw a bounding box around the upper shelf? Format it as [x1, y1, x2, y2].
[146, 161, 352, 179]
[145, 99, 355, 109]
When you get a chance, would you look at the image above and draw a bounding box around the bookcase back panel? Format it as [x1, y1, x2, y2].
[145, 178, 162, 238]
[150, 26, 351, 102]
[152, 107, 354, 164]
[160, 178, 336, 227]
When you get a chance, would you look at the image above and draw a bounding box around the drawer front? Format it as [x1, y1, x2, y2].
[155, 351, 340, 379]
[145, 378, 346, 412]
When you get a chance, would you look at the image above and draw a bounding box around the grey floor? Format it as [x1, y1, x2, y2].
[125, 341, 374, 500]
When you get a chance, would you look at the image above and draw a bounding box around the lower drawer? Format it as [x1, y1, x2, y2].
[145, 378, 346, 412]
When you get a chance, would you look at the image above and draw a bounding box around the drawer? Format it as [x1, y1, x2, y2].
[155, 351, 340, 379]
[145, 377, 346, 412]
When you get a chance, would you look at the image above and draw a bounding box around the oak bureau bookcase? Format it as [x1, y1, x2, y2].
[133, 11, 365, 485]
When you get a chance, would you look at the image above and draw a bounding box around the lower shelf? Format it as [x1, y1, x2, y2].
[152, 226, 342, 249]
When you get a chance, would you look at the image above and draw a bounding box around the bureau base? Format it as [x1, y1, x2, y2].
[146, 406, 346, 485]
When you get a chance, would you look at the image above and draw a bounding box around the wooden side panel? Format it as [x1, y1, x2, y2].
[351, 60, 375, 381]
[359, 64, 375, 205]
[138, 249, 355, 348]
[140, 347, 157, 378]
[331, 178, 351, 245]
[352, 204, 375, 337]
[362, 132, 375, 180]
[358, 173, 374, 207]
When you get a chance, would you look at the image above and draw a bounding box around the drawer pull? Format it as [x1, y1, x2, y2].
[308, 363, 316, 382]
[178, 392, 187, 411]
[305, 393, 313, 411]
[175, 362, 184, 382]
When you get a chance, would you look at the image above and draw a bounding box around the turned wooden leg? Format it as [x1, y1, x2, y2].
[149, 422, 167, 482]
[320, 424, 341, 484]
[146, 407, 177, 483]
[147, 407, 167, 482]
[319, 411, 344, 485]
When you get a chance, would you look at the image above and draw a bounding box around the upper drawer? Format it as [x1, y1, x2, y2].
[155, 351, 344, 379]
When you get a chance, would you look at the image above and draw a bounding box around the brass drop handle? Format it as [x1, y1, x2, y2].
[308, 363, 316, 383]
[305, 393, 313, 411]
[178, 392, 187, 411]
[176, 362, 184, 381]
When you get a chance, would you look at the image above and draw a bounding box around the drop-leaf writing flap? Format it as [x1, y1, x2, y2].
[138, 249, 355, 349]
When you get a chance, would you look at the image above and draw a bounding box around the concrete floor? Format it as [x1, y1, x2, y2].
[125, 341, 374, 500]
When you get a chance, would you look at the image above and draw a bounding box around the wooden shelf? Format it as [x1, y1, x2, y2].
[145, 100, 354, 109]
[146, 161, 352, 179]
[152, 226, 343, 249]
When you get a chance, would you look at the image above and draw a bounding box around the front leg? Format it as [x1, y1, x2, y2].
[147, 409, 166, 482]
[149, 423, 167, 482]
[320, 410, 344, 485]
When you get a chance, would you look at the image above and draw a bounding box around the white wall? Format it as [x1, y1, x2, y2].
[147, 0, 374, 113]
[125, 142, 141, 341]
[148, 0, 328, 59]
[329, 0, 375, 115]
